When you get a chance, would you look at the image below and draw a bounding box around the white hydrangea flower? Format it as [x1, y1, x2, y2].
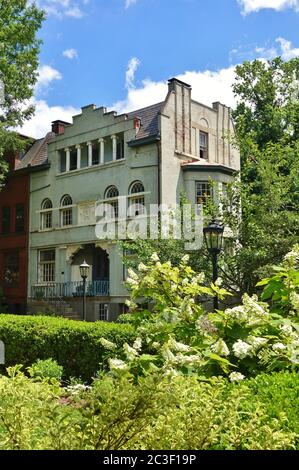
[215, 277, 223, 287]
[161, 347, 176, 363]
[247, 336, 268, 350]
[191, 273, 205, 284]
[150, 252, 159, 262]
[133, 337, 142, 351]
[127, 268, 138, 280]
[272, 342, 287, 352]
[279, 324, 294, 337]
[283, 245, 299, 267]
[290, 292, 299, 311]
[65, 384, 91, 395]
[174, 354, 202, 365]
[225, 305, 247, 321]
[123, 343, 138, 360]
[168, 337, 191, 352]
[211, 339, 230, 357]
[232, 339, 253, 359]
[137, 262, 148, 272]
[99, 337, 116, 350]
[229, 372, 245, 382]
[109, 358, 128, 371]
[181, 254, 190, 264]
[126, 277, 139, 286]
[125, 299, 137, 309]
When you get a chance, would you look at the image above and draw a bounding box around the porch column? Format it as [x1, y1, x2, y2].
[65, 147, 70, 172]
[99, 138, 105, 164]
[87, 141, 93, 167]
[111, 135, 117, 161]
[76, 144, 81, 170]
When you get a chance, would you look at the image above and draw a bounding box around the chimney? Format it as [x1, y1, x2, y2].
[167, 78, 192, 154]
[51, 120, 70, 135]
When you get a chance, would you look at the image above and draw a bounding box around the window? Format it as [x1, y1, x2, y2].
[70, 150, 77, 171]
[195, 181, 213, 205]
[41, 199, 53, 230]
[4, 253, 19, 287]
[129, 181, 145, 216]
[92, 145, 99, 165]
[60, 195, 73, 226]
[105, 186, 119, 219]
[97, 303, 109, 321]
[116, 139, 124, 160]
[199, 131, 208, 159]
[39, 249, 55, 283]
[15, 204, 25, 233]
[2, 207, 10, 234]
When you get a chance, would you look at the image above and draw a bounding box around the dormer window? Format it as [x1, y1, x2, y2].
[199, 131, 208, 160]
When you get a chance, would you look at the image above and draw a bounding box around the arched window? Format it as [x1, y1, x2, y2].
[105, 186, 119, 199]
[128, 181, 145, 216]
[41, 199, 53, 230]
[105, 186, 119, 219]
[129, 181, 144, 195]
[60, 195, 73, 226]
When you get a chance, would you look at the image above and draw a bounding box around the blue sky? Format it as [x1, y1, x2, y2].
[22, 0, 299, 137]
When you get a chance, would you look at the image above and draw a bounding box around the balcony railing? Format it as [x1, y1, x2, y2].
[31, 280, 110, 300]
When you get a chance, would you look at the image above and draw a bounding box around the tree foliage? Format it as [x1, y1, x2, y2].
[0, 0, 44, 181]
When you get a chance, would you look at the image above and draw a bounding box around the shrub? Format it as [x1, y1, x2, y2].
[0, 315, 135, 381]
[0, 367, 297, 450]
[27, 359, 63, 382]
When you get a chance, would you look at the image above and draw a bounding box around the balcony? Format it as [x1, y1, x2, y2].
[31, 280, 110, 300]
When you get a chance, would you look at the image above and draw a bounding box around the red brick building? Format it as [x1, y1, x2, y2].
[0, 134, 52, 313]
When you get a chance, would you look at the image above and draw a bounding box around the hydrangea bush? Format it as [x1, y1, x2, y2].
[108, 249, 299, 380]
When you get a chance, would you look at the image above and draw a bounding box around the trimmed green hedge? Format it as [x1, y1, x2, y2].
[0, 314, 136, 381]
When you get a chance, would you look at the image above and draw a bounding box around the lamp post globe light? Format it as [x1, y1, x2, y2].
[79, 260, 90, 321]
[203, 220, 224, 311]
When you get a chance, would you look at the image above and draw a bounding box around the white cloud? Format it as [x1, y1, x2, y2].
[19, 99, 79, 138]
[238, 0, 299, 14]
[125, 0, 138, 8]
[230, 37, 299, 61]
[276, 37, 299, 59]
[63, 48, 78, 59]
[34, 1, 88, 19]
[125, 57, 141, 89]
[114, 66, 237, 114]
[36, 65, 62, 93]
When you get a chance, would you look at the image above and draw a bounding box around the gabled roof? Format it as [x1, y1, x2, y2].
[128, 102, 163, 140]
[16, 132, 54, 170]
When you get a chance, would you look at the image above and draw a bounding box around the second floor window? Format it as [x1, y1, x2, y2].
[105, 186, 119, 219]
[2, 207, 10, 234]
[195, 181, 213, 206]
[60, 195, 73, 226]
[41, 199, 53, 230]
[128, 181, 145, 216]
[15, 204, 25, 233]
[199, 131, 208, 159]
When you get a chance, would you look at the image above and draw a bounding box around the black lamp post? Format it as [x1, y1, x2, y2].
[203, 220, 224, 311]
[79, 260, 90, 321]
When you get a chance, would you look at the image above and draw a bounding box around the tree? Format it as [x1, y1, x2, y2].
[0, 0, 44, 183]
[222, 58, 299, 296]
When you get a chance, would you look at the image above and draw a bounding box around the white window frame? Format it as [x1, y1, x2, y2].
[38, 249, 56, 283]
[97, 303, 109, 321]
[199, 131, 209, 160]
